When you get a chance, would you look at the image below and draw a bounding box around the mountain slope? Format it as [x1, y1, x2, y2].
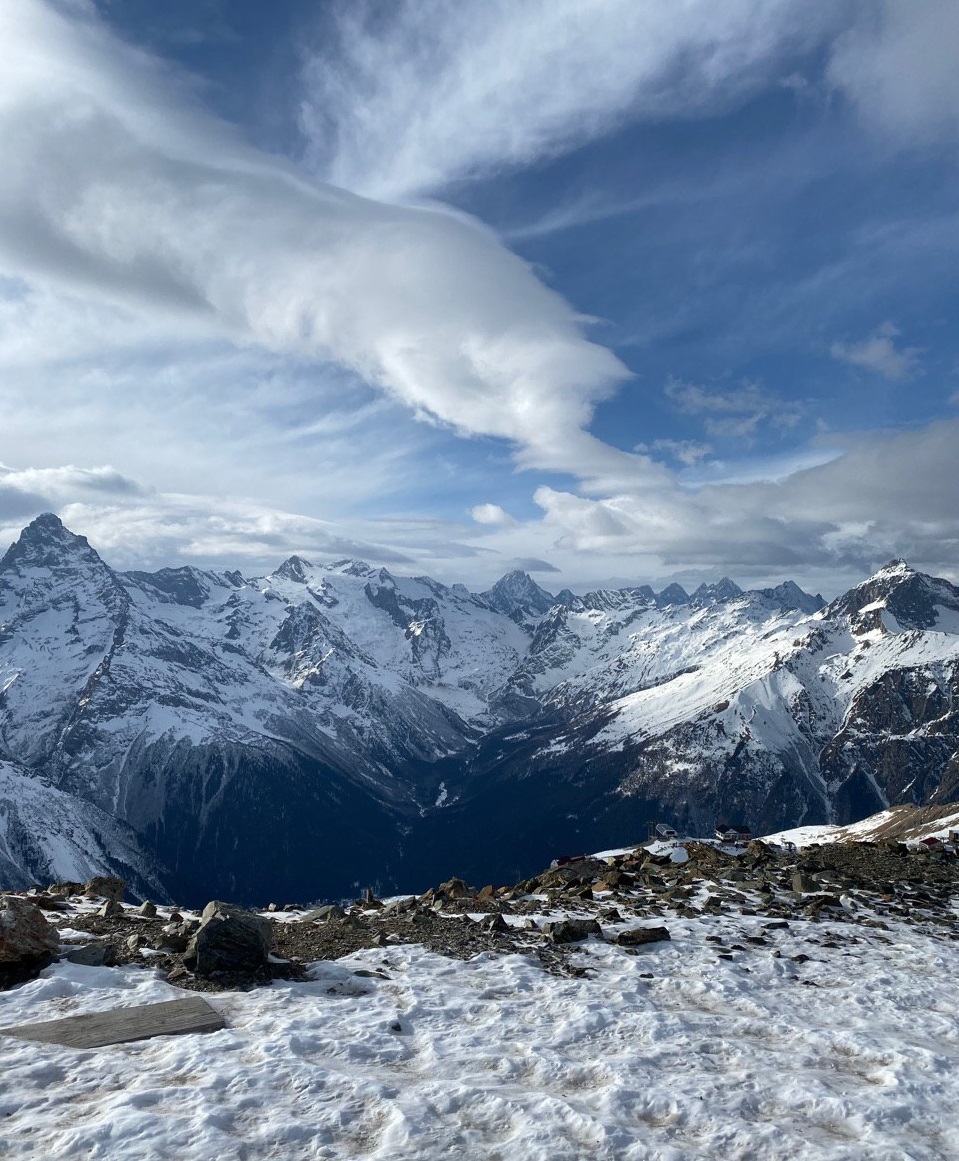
[1, 515, 957, 901]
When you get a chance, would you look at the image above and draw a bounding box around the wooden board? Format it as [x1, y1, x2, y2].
[0, 995, 225, 1049]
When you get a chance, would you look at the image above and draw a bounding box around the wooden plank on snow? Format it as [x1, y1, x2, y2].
[0, 995, 225, 1049]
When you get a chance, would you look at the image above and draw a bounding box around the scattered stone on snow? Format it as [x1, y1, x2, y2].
[615, 926, 671, 947]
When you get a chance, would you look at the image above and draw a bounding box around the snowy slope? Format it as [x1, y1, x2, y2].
[0, 761, 163, 896]
[1, 910, 957, 1160]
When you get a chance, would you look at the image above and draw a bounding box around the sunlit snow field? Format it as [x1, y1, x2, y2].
[2, 910, 957, 1160]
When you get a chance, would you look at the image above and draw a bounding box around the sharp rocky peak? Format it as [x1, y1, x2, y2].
[274, 555, 313, 583]
[1, 512, 106, 574]
[827, 560, 959, 631]
[483, 570, 555, 617]
[690, 577, 743, 606]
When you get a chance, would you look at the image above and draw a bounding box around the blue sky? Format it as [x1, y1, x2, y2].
[0, 0, 957, 594]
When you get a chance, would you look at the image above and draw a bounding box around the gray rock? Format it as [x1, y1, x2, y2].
[98, 899, 123, 918]
[482, 913, 510, 933]
[301, 905, 346, 924]
[184, 902, 272, 975]
[1, 896, 60, 974]
[615, 926, 670, 947]
[138, 901, 157, 918]
[792, 873, 820, 894]
[63, 942, 117, 967]
[380, 896, 416, 917]
[542, 918, 602, 944]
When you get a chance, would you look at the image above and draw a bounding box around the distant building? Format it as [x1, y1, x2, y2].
[716, 823, 752, 845]
[655, 823, 679, 840]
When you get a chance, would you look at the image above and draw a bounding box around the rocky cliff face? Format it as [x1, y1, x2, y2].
[1, 515, 957, 903]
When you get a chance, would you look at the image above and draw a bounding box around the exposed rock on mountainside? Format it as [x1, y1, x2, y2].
[1, 514, 958, 902]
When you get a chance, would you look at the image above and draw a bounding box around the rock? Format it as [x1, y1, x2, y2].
[48, 881, 84, 897]
[157, 925, 191, 953]
[84, 876, 126, 903]
[438, 878, 471, 900]
[98, 899, 123, 918]
[266, 903, 279, 913]
[301, 905, 346, 924]
[380, 897, 416, 917]
[792, 873, 820, 894]
[537, 858, 607, 890]
[184, 902, 272, 975]
[138, 901, 157, 918]
[0, 896, 59, 985]
[615, 926, 671, 947]
[63, 942, 116, 967]
[482, 913, 510, 933]
[477, 885, 497, 900]
[542, 918, 602, 944]
[167, 964, 190, 983]
[31, 894, 69, 912]
[126, 935, 145, 953]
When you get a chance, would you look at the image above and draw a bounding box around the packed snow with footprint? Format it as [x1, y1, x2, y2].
[2, 911, 958, 1160]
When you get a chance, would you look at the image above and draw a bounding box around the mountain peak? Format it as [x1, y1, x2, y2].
[1, 513, 102, 573]
[690, 577, 743, 606]
[483, 570, 554, 617]
[829, 560, 959, 630]
[274, 555, 313, 583]
[655, 583, 690, 608]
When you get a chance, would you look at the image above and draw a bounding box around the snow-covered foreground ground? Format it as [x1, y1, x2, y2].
[2, 910, 958, 1160]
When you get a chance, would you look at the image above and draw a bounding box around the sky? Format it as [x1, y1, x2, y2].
[0, 0, 957, 595]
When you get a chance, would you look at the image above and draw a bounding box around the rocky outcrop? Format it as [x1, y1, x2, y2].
[0, 896, 59, 986]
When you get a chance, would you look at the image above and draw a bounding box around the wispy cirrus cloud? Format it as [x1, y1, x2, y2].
[299, 0, 845, 201]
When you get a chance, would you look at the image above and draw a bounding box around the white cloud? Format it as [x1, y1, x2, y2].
[300, 0, 843, 201]
[830, 322, 921, 381]
[635, 439, 712, 467]
[470, 503, 516, 527]
[0, 0, 628, 482]
[664, 378, 804, 439]
[828, 0, 959, 145]
[532, 419, 959, 578]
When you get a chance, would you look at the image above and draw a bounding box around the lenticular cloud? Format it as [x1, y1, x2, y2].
[0, 0, 627, 474]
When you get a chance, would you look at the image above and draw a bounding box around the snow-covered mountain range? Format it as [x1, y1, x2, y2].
[2, 514, 958, 902]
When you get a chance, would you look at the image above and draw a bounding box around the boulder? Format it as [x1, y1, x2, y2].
[482, 913, 509, 933]
[138, 901, 158, 919]
[542, 918, 602, 944]
[0, 895, 59, 986]
[98, 899, 123, 918]
[63, 942, 116, 967]
[84, 876, 126, 903]
[301, 904, 345, 924]
[184, 902, 271, 975]
[438, 878, 472, 900]
[792, 872, 820, 894]
[537, 858, 607, 890]
[615, 926, 670, 947]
